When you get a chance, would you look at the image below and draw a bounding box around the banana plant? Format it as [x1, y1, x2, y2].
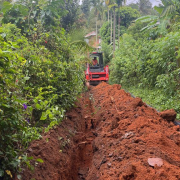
[136, 0, 180, 36]
[154, 0, 180, 20]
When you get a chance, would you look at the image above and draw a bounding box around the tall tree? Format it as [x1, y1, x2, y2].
[108, 1, 117, 54]
[116, 0, 126, 48]
[106, 0, 114, 44]
[81, 0, 91, 19]
[118, 6, 140, 27]
[113, 5, 116, 54]
[111, 8, 113, 44]
[105, 0, 113, 22]
[137, 0, 152, 15]
[2, 0, 68, 34]
[90, 0, 101, 44]
[61, 0, 80, 32]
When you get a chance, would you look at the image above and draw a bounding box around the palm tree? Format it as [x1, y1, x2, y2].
[90, 0, 101, 44]
[116, 0, 126, 49]
[105, 0, 112, 22]
[110, 8, 113, 44]
[113, 5, 116, 54]
[108, 2, 117, 54]
[109, 0, 126, 55]
[97, 1, 105, 29]
[105, 0, 114, 44]
[138, 0, 152, 15]
[105, 0, 110, 22]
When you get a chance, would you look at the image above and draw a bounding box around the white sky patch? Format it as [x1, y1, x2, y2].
[79, 0, 162, 7]
[126, 0, 162, 7]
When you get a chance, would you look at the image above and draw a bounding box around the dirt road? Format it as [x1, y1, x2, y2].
[20, 83, 180, 180]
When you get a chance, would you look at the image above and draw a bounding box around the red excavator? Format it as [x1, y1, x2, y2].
[85, 52, 109, 85]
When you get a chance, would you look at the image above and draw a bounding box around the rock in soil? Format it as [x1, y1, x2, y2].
[148, 158, 164, 167]
[159, 109, 177, 122]
[17, 82, 180, 180]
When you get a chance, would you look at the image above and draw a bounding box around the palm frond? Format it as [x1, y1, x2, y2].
[136, 15, 158, 23]
[161, 5, 176, 17]
[158, 18, 169, 34]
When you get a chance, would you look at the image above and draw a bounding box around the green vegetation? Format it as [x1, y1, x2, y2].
[80, 1, 180, 120]
[124, 86, 180, 119]
[108, 0, 180, 119]
[0, 23, 83, 178]
[1, 0, 180, 179]
[0, 0, 85, 179]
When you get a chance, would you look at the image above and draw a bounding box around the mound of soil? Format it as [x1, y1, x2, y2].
[18, 82, 180, 180]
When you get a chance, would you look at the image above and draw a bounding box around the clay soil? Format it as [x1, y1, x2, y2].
[19, 83, 180, 180]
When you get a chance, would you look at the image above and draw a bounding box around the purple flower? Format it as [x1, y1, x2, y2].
[26, 118, 30, 124]
[23, 104, 27, 110]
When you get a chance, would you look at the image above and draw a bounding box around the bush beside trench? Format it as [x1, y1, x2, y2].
[0, 23, 83, 179]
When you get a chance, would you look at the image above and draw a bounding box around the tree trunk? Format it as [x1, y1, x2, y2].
[96, 16, 98, 46]
[108, 8, 109, 22]
[118, 8, 121, 49]
[113, 6, 116, 56]
[111, 11, 112, 44]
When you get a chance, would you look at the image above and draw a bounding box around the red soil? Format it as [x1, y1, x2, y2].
[19, 82, 180, 180]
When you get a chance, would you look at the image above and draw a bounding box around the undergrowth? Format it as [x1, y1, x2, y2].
[0, 23, 84, 179]
[124, 86, 180, 120]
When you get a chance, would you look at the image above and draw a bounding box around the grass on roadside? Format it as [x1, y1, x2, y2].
[123, 86, 180, 120]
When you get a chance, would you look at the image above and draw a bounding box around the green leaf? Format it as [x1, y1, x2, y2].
[154, 6, 164, 14]
[0, 169, 4, 177]
[2, 1, 12, 13]
[27, 156, 34, 160]
[40, 112, 47, 120]
[35, 104, 41, 109]
[49, 113, 53, 119]
[24, 77, 30, 81]
[17, 174, 22, 180]
[1, 33, 6, 38]
[36, 158, 44, 163]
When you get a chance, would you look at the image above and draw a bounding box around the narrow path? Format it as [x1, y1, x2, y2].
[19, 83, 180, 180]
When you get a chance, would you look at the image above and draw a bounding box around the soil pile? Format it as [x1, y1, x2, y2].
[19, 82, 180, 180]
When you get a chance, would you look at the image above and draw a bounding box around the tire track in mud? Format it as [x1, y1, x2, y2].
[18, 82, 180, 180]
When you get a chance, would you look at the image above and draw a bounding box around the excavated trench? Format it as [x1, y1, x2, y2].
[18, 83, 180, 180]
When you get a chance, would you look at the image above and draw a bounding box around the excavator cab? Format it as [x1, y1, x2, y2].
[85, 52, 109, 85]
[89, 52, 104, 72]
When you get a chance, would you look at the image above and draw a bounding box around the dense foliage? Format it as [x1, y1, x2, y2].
[100, 7, 140, 43]
[109, 0, 180, 118]
[0, 22, 84, 179]
[1, 0, 180, 179]
[0, 0, 84, 178]
[110, 32, 180, 92]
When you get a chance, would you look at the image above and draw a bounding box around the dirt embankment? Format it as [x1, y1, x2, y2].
[19, 83, 180, 180]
